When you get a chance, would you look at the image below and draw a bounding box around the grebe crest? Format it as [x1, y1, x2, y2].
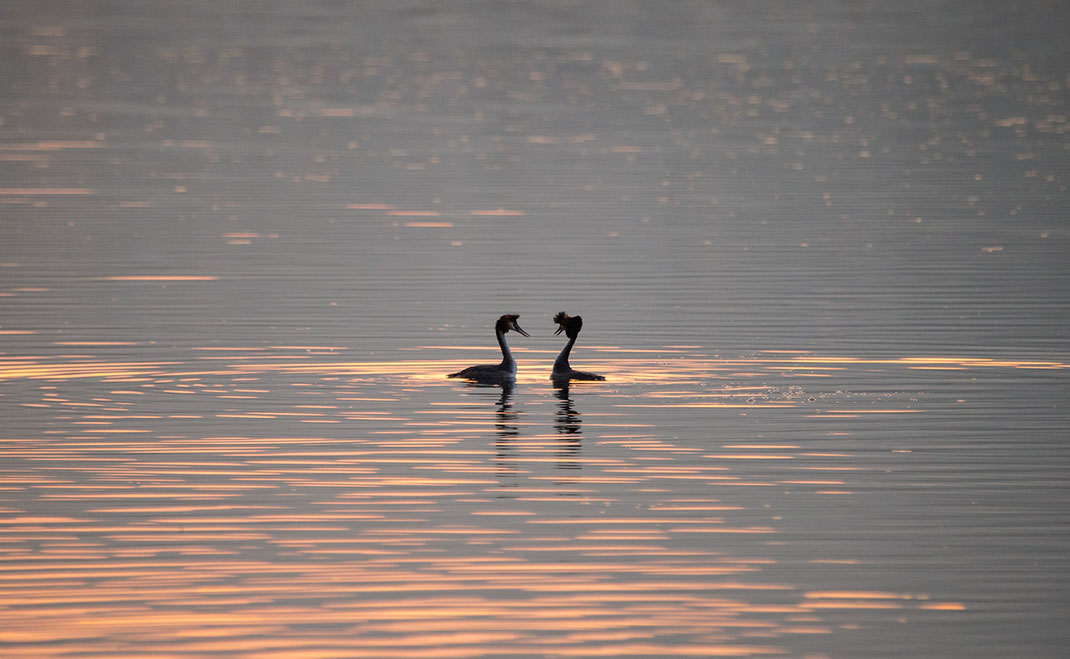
[553, 312, 583, 340]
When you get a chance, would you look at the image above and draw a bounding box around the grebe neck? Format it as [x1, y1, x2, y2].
[496, 328, 516, 372]
[553, 334, 577, 373]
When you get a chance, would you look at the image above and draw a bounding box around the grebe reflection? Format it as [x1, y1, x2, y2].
[552, 381, 583, 468]
[553, 380, 582, 435]
[492, 381, 518, 438]
[448, 314, 530, 382]
[551, 311, 605, 381]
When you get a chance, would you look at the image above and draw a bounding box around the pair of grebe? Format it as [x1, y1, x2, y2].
[447, 312, 605, 383]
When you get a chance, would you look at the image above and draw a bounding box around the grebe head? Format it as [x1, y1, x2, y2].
[553, 311, 570, 336]
[497, 314, 530, 337]
[553, 311, 583, 338]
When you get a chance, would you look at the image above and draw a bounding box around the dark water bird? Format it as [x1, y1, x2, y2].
[448, 314, 530, 382]
[551, 311, 605, 381]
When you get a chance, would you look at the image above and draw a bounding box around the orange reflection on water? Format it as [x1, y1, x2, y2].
[801, 590, 965, 613]
[1, 346, 1016, 656]
[919, 602, 967, 611]
[0, 359, 178, 381]
[5, 350, 1044, 390]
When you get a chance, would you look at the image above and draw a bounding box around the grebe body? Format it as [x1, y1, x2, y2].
[448, 314, 530, 382]
[551, 311, 605, 381]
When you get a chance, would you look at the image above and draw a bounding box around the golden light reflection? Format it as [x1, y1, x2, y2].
[4, 350, 1054, 389]
[0, 345, 1013, 655]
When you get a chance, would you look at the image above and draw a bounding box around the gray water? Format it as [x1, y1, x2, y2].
[2, 1, 1069, 657]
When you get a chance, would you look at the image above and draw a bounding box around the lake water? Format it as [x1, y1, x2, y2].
[2, 1, 1069, 656]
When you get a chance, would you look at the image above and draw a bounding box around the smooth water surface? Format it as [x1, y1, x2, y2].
[2, 1, 1069, 657]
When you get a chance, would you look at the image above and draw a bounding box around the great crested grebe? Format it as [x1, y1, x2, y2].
[551, 311, 605, 381]
[448, 314, 530, 382]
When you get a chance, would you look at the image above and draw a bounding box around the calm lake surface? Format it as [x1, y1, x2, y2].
[2, 1, 1069, 656]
